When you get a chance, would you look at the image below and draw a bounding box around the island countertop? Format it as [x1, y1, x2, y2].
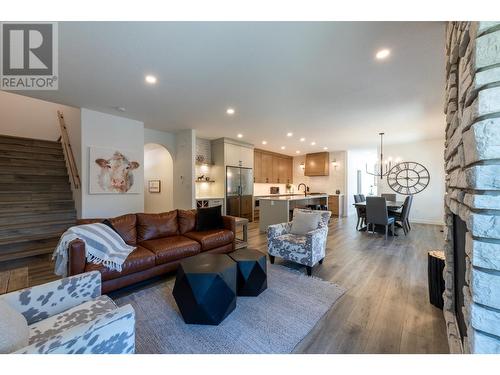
[258, 194, 329, 201]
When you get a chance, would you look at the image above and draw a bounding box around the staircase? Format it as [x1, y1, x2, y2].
[0, 134, 77, 262]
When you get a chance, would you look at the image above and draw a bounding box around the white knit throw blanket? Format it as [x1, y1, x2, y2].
[53, 223, 136, 277]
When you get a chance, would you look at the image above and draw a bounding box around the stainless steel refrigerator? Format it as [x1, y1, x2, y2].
[226, 166, 253, 221]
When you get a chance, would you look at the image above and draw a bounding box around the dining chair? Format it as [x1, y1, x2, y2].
[366, 196, 395, 240]
[391, 195, 413, 235]
[406, 195, 413, 230]
[381, 193, 397, 202]
[355, 205, 366, 230]
[353, 194, 362, 203]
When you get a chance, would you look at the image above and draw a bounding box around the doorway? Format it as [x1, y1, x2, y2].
[144, 143, 174, 213]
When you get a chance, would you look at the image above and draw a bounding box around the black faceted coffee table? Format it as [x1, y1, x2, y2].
[173, 253, 237, 325]
[228, 248, 267, 296]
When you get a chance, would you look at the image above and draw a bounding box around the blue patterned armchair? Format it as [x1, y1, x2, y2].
[0, 271, 135, 354]
[267, 209, 331, 276]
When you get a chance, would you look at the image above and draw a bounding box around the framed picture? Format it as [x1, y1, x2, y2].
[148, 180, 161, 193]
[89, 147, 142, 194]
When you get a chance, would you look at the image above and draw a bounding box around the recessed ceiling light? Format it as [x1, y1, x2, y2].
[287, 132, 293, 137]
[145, 75, 157, 84]
[296, 150, 300, 154]
[323, 147, 328, 150]
[262, 140, 267, 145]
[280, 146, 285, 150]
[237, 133, 243, 138]
[375, 49, 391, 60]
[226, 107, 235, 115]
[114, 106, 126, 112]
[300, 138, 305, 142]
[311, 141, 316, 146]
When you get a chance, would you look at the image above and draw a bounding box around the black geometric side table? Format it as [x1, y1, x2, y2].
[173, 253, 237, 325]
[228, 248, 267, 296]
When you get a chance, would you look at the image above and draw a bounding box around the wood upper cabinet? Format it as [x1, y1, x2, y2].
[304, 152, 329, 176]
[260, 152, 273, 183]
[254, 150, 262, 183]
[272, 157, 280, 183]
[254, 149, 293, 184]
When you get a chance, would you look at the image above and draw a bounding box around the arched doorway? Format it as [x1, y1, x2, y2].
[144, 143, 174, 213]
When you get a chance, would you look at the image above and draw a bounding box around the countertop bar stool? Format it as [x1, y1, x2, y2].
[366, 196, 395, 241]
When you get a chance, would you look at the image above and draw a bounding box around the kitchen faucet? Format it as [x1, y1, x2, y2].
[297, 183, 309, 197]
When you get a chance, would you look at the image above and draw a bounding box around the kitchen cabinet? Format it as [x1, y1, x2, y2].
[254, 149, 293, 184]
[272, 157, 280, 183]
[254, 150, 262, 183]
[328, 194, 344, 217]
[260, 152, 273, 183]
[305, 152, 329, 176]
[225, 142, 253, 168]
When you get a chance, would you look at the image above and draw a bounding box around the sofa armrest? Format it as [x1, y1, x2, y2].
[68, 239, 87, 276]
[222, 215, 236, 234]
[15, 304, 136, 354]
[305, 227, 329, 264]
[0, 271, 101, 325]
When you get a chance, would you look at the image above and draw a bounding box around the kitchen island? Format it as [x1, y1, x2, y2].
[258, 194, 329, 233]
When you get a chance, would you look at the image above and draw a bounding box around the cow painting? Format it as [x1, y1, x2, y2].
[94, 151, 140, 193]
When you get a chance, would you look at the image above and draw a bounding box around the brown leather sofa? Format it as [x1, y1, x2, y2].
[68, 209, 236, 293]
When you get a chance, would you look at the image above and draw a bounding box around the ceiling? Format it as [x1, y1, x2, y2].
[19, 22, 445, 155]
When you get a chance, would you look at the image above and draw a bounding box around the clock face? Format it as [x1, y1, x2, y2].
[387, 162, 430, 195]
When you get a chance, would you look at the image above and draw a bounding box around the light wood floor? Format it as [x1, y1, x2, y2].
[245, 216, 449, 354]
[0, 215, 449, 354]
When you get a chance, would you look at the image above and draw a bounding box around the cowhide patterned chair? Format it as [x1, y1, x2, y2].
[267, 208, 331, 276]
[0, 271, 135, 354]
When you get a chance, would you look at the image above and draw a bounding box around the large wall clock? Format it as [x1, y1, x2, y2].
[386, 162, 430, 195]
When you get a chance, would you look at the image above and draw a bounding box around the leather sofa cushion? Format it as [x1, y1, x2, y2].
[178, 209, 196, 234]
[184, 229, 234, 251]
[109, 214, 138, 245]
[77, 214, 137, 246]
[136, 211, 178, 242]
[85, 246, 155, 281]
[140, 236, 201, 265]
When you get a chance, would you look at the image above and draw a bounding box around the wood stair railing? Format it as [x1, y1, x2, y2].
[57, 110, 81, 190]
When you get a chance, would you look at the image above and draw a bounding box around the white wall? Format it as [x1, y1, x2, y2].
[346, 149, 378, 216]
[254, 183, 289, 196]
[80, 108, 144, 218]
[377, 138, 445, 225]
[144, 143, 174, 213]
[0, 91, 83, 216]
[144, 128, 176, 159]
[173, 129, 196, 209]
[293, 151, 348, 212]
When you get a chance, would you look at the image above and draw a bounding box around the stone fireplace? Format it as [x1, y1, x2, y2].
[444, 21, 500, 354]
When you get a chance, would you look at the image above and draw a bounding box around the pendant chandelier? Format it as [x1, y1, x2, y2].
[366, 132, 392, 179]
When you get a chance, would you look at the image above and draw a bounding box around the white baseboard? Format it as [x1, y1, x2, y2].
[410, 218, 445, 226]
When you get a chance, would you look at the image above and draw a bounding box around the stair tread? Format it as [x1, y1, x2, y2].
[0, 231, 67, 246]
[0, 134, 76, 260]
[0, 134, 62, 149]
[0, 219, 76, 230]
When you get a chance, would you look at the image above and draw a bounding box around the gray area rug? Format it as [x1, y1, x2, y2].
[114, 264, 345, 354]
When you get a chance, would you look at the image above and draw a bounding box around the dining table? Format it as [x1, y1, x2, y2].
[353, 200, 404, 210]
[353, 200, 405, 235]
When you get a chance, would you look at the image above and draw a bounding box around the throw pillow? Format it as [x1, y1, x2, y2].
[0, 299, 29, 353]
[196, 206, 223, 231]
[101, 219, 118, 233]
[290, 211, 321, 235]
